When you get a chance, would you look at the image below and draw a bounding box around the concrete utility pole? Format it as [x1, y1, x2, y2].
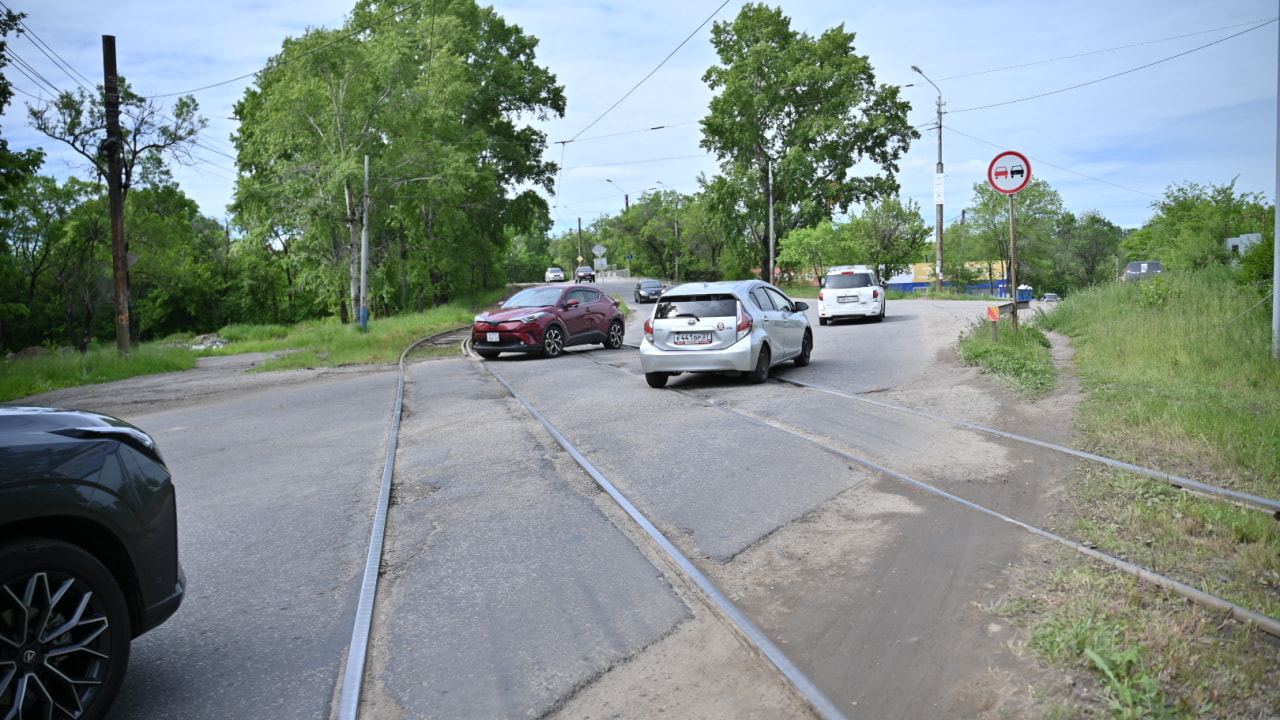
[912, 65, 945, 293]
[102, 35, 130, 354]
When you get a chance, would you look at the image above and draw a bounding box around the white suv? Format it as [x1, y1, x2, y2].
[817, 265, 885, 324]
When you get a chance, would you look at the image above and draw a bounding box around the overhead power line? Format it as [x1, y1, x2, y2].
[951, 18, 1277, 114]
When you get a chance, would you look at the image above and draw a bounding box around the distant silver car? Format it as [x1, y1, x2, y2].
[639, 279, 812, 388]
[544, 267, 565, 282]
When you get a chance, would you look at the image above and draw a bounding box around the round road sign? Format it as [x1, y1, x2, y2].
[988, 151, 1032, 194]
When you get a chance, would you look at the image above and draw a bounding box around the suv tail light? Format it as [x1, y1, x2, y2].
[736, 304, 752, 341]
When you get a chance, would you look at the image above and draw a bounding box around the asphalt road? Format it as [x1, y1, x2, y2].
[16, 280, 1068, 719]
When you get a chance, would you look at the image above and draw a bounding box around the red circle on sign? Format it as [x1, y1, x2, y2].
[988, 151, 1032, 194]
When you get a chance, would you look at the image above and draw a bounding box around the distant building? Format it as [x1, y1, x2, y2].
[885, 261, 1029, 299]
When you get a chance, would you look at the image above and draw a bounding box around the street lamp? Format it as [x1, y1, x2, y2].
[912, 65, 945, 293]
[605, 178, 629, 210]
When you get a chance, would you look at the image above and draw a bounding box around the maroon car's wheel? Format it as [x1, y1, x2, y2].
[541, 326, 565, 358]
[605, 320, 625, 349]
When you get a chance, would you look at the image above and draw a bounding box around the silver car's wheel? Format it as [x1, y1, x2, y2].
[748, 344, 771, 384]
[0, 539, 131, 720]
[645, 372, 669, 388]
[541, 325, 565, 358]
[605, 320, 625, 349]
[793, 331, 812, 367]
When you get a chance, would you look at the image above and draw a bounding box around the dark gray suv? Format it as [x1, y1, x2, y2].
[0, 406, 185, 719]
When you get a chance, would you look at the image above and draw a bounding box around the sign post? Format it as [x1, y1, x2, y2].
[988, 151, 1032, 331]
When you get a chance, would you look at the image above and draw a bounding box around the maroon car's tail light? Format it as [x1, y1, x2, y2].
[735, 304, 752, 341]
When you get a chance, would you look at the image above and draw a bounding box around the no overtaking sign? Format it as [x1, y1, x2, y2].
[988, 151, 1031, 194]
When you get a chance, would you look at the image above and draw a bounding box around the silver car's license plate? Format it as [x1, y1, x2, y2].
[487, 332, 499, 342]
[838, 296, 854, 303]
[674, 331, 712, 345]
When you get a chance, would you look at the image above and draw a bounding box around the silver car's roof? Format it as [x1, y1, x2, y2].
[660, 279, 765, 297]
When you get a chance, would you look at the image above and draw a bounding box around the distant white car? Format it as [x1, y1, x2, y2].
[817, 265, 885, 324]
[544, 267, 565, 282]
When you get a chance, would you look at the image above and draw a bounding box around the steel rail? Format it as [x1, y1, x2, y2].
[773, 376, 1280, 518]
[336, 330, 460, 720]
[591, 358, 1280, 639]
[472, 351, 851, 720]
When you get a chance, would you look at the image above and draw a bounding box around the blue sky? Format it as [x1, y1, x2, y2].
[3, 0, 1276, 235]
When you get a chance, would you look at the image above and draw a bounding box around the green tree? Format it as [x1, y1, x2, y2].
[0, 9, 44, 203]
[233, 0, 564, 321]
[963, 179, 1065, 296]
[1053, 210, 1123, 291]
[1123, 179, 1271, 272]
[699, 3, 916, 283]
[845, 196, 931, 280]
[777, 220, 843, 280]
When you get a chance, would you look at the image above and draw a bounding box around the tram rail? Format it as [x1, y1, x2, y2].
[336, 330, 1280, 719]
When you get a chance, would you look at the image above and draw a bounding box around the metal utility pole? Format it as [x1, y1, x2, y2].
[606, 179, 629, 210]
[912, 65, 944, 293]
[102, 36, 130, 354]
[767, 160, 775, 284]
[359, 155, 370, 328]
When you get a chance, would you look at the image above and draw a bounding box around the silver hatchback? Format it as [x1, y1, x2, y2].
[639, 279, 812, 388]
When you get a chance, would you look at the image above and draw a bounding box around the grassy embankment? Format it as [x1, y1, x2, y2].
[0, 289, 505, 403]
[957, 268, 1279, 719]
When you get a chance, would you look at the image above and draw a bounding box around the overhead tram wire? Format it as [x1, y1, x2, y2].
[950, 17, 1277, 115]
[0, 1, 95, 91]
[146, 0, 436, 99]
[562, 0, 733, 144]
[945, 125, 1160, 200]
[551, 0, 732, 199]
[936, 16, 1278, 83]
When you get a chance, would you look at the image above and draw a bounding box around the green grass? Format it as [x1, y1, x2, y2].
[968, 269, 1280, 719]
[957, 317, 1056, 397]
[1, 289, 508, 402]
[1, 344, 196, 402]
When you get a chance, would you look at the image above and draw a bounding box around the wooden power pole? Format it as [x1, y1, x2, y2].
[103, 35, 130, 354]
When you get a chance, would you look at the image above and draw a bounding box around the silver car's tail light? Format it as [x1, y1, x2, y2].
[643, 316, 654, 343]
[735, 304, 752, 341]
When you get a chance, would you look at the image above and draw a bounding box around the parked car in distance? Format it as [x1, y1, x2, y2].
[1119, 260, 1164, 282]
[472, 284, 624, 359]
[817, 265, 885, 324]
[633, 278, 665, 303]
[1042, 293, 1061, 303]
[639, 279, 812, 388]
[544, 266, 565, 282]
[575, 266, 596, 283]
[0, 406, 185, 720]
